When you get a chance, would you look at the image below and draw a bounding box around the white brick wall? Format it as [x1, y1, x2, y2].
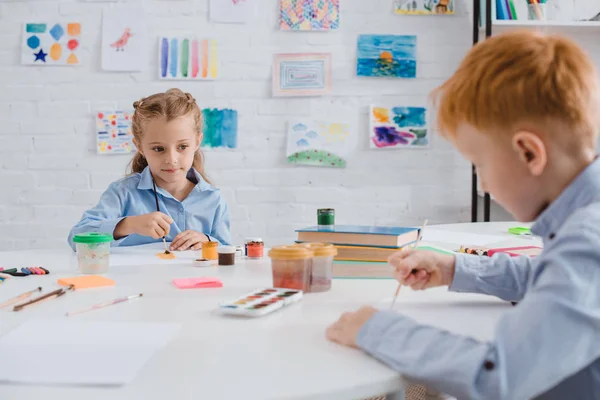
[1, 0, 599, 251]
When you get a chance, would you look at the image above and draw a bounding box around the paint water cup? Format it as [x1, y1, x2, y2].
[268, 246, 313, 292]
[72, 233, 112, 274]
[293, 243, 337, 292]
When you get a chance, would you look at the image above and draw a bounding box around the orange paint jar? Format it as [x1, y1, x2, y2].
[202, 241, 218, 260]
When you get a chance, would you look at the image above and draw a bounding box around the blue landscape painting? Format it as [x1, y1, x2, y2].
[357, 35, 417, 78]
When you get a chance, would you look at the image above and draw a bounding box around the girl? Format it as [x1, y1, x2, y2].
[68, 89, 231, 251]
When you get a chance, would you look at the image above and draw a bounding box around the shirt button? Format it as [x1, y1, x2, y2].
[549, 233, 556, 240]
[484, 361, 495, 371]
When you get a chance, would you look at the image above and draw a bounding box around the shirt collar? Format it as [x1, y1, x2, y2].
[137, 166, 214, 193]
[532, 157, 600, 238]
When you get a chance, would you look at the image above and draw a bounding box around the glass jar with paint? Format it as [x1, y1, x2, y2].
[295, 243, 337, 292]
[268, 246, 313, 292]
[202, 241, 219, 260]
[245, 238, 264, 259]
[217, 246, 236, 266]
[317, 208, 335, 231]
[72, 233, 113, 274]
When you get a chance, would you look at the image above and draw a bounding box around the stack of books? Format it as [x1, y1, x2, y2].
[295, 225, 420, 262]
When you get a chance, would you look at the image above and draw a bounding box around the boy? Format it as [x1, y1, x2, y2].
[327, 30, 600, 399]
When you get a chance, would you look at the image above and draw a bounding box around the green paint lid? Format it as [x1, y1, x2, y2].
[73, 232, 113, 244]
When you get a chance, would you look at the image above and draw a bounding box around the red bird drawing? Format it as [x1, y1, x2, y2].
[110, 28, 133, 52]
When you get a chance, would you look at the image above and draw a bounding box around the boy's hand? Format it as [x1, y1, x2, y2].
[389, 249, 456, 290]
[117, 212, 172, 240]
[170, 230, 209, 251]
[326, 306, 378, 348]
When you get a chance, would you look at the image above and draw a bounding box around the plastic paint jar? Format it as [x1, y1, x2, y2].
[217, 246, 236, 266]
[268, 246, 313, 292]
[202, 241, 219, 260]
[72, 233, 113, 274]
[246, 239, 265, 259]
[317, 208, 335, 231]
[244, 237, 263, 257]
[299, 243, 337, 292]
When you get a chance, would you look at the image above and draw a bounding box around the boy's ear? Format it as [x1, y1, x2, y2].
[512, 131, 547, 176]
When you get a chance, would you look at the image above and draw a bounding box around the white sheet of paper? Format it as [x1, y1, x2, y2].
[0, 320, 180, 386]
[422, 230, 508, 246]
[210, 0, 254, 23]
[101, 4, 147, 71]
[109, 242, 201, 266]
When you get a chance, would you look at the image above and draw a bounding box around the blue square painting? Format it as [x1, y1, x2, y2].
[201, 108, 238, 149]
[356, 35, 417, 78]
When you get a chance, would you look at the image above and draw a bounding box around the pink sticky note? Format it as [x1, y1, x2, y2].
[173, 277, 223, 289]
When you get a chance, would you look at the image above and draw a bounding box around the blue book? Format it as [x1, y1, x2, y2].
[496, 0, 508, 19]
[296, 225, 419, 248]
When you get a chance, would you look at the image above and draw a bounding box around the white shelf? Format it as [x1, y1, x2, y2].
[491, 19, 600, 27]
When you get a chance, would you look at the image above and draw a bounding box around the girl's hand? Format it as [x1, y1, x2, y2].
[115, 212, 172, 240]
[170, 230, 209, 251]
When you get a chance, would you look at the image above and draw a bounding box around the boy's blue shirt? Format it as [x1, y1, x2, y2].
[68, 167, 230, 250]
[358, 158, 600, 399]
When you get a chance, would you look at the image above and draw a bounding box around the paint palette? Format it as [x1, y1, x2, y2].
[219, 288, 303, 317]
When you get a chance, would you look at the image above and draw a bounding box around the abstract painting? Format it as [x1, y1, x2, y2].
[273, 53, 332, 97]
[280, 0, 340, 31]
[201, 109, 238, 149]
[286, 120, 349, 168]
[101, 5, 147, 71]
[369, 106, 428, 149]
[21, 22, 82, 66]
[356, 35, 417, 78]
[210, 0, 255, 23]
[96, 111, 135, 155]
[159, 37, 218, 80]
[393, 0, 455, 15]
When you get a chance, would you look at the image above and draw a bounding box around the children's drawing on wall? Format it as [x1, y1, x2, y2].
[286, 120, 349, 168]
[273, 53, 332, 97]
[96, 111, 135, 155]
[202, 109, 238, 149]
[159, 37, 218, 80]
[369, 106, 428, 149]
[102, 5, 147, 71]
[210, 0, 255, 23]
[280, 0, 340, 30]
[393, 0, 455, 15]
[21, 22, 81, 66]
[357, 35, 417, 78]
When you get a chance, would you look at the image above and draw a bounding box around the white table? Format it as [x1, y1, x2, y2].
[0, 222, 540, 400]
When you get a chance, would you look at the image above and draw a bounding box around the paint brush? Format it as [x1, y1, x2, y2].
[390, 219, 428, 309]
[66, 293, 143, 317]
[152, 178, 171, 254]
[0, 287, 42, 309]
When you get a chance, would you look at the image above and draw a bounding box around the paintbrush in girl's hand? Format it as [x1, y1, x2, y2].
[151, 177, 171, 254]
[390, 219, 428, 309]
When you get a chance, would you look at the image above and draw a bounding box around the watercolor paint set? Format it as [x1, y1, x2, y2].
[219, 288, 303, 317]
